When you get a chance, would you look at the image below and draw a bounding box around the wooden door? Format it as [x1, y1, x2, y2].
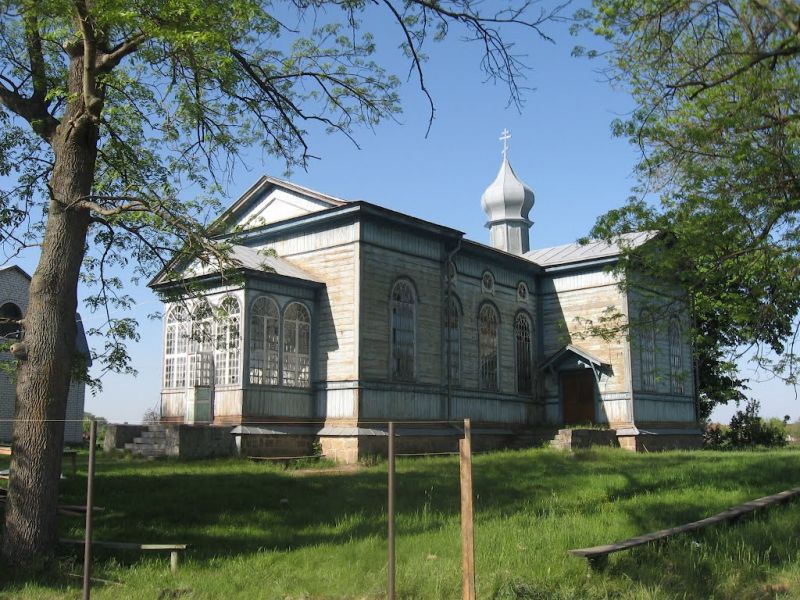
[561, 369, 596, 425]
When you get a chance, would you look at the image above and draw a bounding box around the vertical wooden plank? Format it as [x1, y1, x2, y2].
[460, 418, 476, 600]
[82, 420, 97, 600]
[387, 421, 396, 600]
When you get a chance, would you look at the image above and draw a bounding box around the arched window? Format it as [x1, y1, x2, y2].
[164, 305, 189, 388]
[479, 303, 499, 391]
[445, 295, 461, 385]
[390, 279, 416, 380]
[189, 300, 213, 387]
[515, 312, 534, 394]
[639, 309, 657, 391]
[0, 302, 22, 339]
[250, 296, 280, 385]
[669, 318, 684, 395]
[283, 302, 311, 387]
[214, 297, 241, 385]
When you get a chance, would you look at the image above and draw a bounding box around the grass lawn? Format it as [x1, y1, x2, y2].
[3, 447, 800, 599]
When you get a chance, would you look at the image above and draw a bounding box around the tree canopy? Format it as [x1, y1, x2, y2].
[0, 0, 566, 567]
[577, 0, 800, 416]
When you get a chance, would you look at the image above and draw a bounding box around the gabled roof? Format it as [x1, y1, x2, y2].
[228, 245, 321, 282]
[0, 265, 32, 281]
[540, 344, 610, 371]
[212, 175, 348, 234]
[149, 244, 321, 288]
[526, 231, 657, 268]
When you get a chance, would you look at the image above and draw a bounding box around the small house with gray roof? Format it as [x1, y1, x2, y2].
[148, 140, 700, 460]
[0, 265, 89, 445]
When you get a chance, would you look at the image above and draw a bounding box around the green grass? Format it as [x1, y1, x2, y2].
[4, 447, 800, 599]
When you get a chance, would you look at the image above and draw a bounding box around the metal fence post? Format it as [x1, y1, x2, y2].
[387, 421, 396, 600]
[82, 419, 97, 600]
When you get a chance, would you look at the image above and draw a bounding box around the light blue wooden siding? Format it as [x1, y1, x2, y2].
[627, 274, 695, 425]
[452, 250, 535, 395]
[359, 222, 445, 385]
[253, 223, 359, 383]
[451, 392, 530, 424]
[633, 395, 696, 423]
[243, 387, 314, 418]
[357, 383, 534, 424]
[360, 387, 442, 420]
[358, 222, 540, 424]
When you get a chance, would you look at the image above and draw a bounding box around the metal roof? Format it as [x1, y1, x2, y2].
[525, 231, 657, 268]
[150, 244, 321, 286]
[228, 245, 321, 282]
[539, 344, 610, 371]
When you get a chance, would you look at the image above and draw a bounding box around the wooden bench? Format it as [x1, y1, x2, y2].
[570, 486, 800, 569]
[0, 446, 77, 476]
[60, 539, 189, 572]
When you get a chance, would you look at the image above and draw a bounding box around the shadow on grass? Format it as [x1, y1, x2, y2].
[6, 447, 800, 595]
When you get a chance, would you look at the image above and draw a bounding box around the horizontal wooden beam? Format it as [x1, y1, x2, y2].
[570, 486, 800, 566]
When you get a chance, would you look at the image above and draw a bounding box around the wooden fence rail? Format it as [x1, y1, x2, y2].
[570, 486, 800, 569]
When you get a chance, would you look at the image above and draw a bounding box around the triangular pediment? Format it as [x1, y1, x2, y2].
[215, 175, 347, 233]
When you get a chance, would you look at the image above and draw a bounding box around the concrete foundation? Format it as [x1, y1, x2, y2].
[104, 424, 145, 452]
[114, 422, 703, 461]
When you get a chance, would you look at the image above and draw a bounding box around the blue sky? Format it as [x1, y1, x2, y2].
[7, 9, 795, 423]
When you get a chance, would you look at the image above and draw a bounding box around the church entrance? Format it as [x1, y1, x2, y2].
[561, 369, 596, 424]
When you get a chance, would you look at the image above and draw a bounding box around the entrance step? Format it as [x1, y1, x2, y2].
[550, 428, 619, 451]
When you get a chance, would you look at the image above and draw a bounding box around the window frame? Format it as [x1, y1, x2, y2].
[164, 304, 189, 389]
[478, 302, 500, 391]
[444, 294, 462, 386]
[214, 296, 242, 386]
[282, 301, 312, 388]
[389, 278, 417, 381]
[514, 310, 534, 394]
[249, 295, 281, 386]
[668, 317, 684, 395]
[639, 308, 657, 391]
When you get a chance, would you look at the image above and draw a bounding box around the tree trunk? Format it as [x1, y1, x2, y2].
[1, 56, 96, 567]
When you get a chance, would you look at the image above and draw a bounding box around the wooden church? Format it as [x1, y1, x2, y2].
[149, 138, 701, 460]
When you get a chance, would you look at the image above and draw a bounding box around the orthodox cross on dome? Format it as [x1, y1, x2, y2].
[499, 128, 511, 158]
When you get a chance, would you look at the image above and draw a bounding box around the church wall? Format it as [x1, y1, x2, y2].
[627, 277, 696, 426]
[451, 250, 538, 402]
[359, 220, 445, 385]
[252, 223, 359, 384]
[358, 223, 539, 424]
[160, 287, 246, 423]
[241, 282, 317, 419]
[540, 268, 633, 426]
[0, 268, 85, 444]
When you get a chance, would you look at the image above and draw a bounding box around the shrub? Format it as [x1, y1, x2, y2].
[82, 412, 108, 446]
[704, 399, 787, 449]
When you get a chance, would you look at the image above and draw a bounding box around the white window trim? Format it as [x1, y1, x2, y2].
[282, 301, 312, 388]
[249, 295, 281, 386]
